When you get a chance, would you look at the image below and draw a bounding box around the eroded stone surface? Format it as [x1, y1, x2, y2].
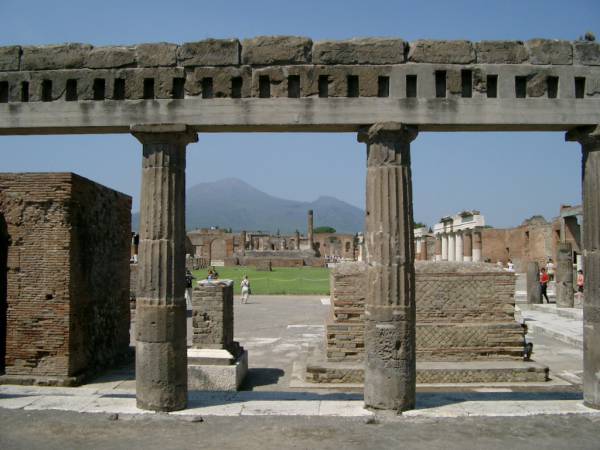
[84, 46, 136, 69]
[241, 36, 312, 65]
[21, 44, 92, 70]
[408, 40, 475, 64]
[476, 41, 528, 64]
[573, 42, 600, 66]
[313, 38, 405, 65]
[527, 39, 572, 65]
[0, 46, 21, 71]
[135, 43, 177, 67]
[177, 39, 240, 66]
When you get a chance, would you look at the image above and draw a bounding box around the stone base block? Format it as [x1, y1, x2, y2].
[0, 373, 86, 387]
[305, 347, 549, 385]
[187, 348, 248, 391]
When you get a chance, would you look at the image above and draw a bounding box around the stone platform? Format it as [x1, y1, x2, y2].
[187, 348, 248, 391]
[304, 346, 549, 385]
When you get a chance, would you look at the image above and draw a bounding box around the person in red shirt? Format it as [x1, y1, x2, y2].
[539, 267, 550, 303]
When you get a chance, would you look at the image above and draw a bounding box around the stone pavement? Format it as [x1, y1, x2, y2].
[1, 295, 598, 421]
[517, 304, 583, 347]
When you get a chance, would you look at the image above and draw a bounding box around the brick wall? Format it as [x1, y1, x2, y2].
[0, 173, 131, 383]
[327, 261, 524, 362]
[191, 282, 234, 351]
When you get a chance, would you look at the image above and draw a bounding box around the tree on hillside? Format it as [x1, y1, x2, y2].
[314, 226, 336, 234]
[413, 221, 427, 229]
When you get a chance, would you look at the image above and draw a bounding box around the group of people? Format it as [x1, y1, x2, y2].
[538, 258, 584, 304]
[183, 268, 252, 306]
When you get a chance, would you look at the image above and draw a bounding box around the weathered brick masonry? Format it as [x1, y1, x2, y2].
[0, 173, 131, 385]
[326, 261, 523, 363]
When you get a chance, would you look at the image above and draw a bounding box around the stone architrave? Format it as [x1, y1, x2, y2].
[434, 236, 442, 261]
[132, 124, 198, 412]
[526, 261, 541, 304]
[358, 122, 417, 412]
[463, 232, 473, 262]
[472, 231, 482, 262]
[556, 242, 574, 308]
[566, 125, 600, 409]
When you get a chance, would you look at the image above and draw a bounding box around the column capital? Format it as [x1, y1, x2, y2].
[566, 125, 600, 148]
[358, 122, 418, 145]
[131, 123, 198, 146]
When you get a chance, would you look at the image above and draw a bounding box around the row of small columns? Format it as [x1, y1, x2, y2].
[133, 122, 600, 413]
[434, 230, 482, 262]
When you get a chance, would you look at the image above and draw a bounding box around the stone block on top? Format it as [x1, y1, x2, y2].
[135, 42, 178, 67]
[573, 41, 600, 66]
[526, 39, 573, 65]
[408, 40, 475, 64]
[241, 36, 312, 65]
[21, 43, 92, 70]
[313, 38, 406, 65]
[475, 41, 528, 64]
[177, 39, 240, 66]
[0, 46, 21, 71]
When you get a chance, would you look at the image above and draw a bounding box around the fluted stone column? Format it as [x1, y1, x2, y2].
[472, 231, 482, 262]
[448, 233, 455, 262]
[455, 232, 464, 262]
[567, 125, 600, 409]
[441, 234, 448, 261]
[556, 242, 574, 308]
[463, 231, 473, 262]
[132, 124, 198, 412]
[434, 236, 442, 261]
[359, 122, 417, 412]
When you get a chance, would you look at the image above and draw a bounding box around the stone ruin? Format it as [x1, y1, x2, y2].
[0, 173, 131, 385]
[305, 261, 548, 384]
[2, 36, 600, 412]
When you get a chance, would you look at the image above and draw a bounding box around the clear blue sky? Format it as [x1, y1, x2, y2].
[1, 0, 598, 228]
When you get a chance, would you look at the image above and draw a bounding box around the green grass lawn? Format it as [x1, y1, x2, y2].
[191, 266, 330, 295]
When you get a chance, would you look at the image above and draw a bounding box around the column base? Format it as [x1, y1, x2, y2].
[463, 256, 472, 262]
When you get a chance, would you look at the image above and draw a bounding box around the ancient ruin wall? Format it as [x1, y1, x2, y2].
[327, 261, 523, 362]
[1, 38, 599, 133]
[0, 173, 131, 383]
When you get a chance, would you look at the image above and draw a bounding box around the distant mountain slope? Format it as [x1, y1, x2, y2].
[132, 178, 364, 234]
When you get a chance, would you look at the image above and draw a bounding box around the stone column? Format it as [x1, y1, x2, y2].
[415, 238, 422, 261]
[359, 122, 417, 412]
[527, 261, 541, 304]
[132, 124, 198, 412]
[566, 125, 600, 409]
[472, 231, 482, 262]
[295, 230, 300, 250]
[441, 234, 448, 261]
[556, 242, 574, 308]
[307, 209, 314, 251]
[421, 238, 428, 261]
[448, 233, 455, 262]
[455, 232, 464, 262]
[463, 231, 473, 262]
[240, 230, 247, 252]
[434, 236, 442, 261]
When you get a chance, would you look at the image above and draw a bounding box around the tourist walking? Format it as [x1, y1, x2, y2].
[540, 267, 550, 303]
[185, 269, 195, 309]
[240, 275, 251, 304]
[577, 270, 584, 293]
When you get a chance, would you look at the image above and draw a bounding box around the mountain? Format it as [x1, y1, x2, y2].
[132, 178, 364, 234]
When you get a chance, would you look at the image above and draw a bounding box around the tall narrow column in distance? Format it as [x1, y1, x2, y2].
[434, 236, 442, 261]
[455, 232, 464, 262]
[463, 232, 473, 262]
[359, 122, 417, 412]
[567, 125, 600, 409]
[240, 230, 247, 252]
[556, 242, 574, 308]
[441, 234, 448, 261]
[448, 233, 455, 262]
[132, 124, 198, 412]
[472, 231, 482, 262]
[307, 209, 314, 251]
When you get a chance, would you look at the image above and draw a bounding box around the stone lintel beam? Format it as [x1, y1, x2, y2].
[133, 123, 197, 412]
[360, 122, 417, 413]
[566, 124, 600, 409]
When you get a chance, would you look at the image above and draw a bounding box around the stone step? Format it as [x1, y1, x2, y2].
[305, 359, 549, 385]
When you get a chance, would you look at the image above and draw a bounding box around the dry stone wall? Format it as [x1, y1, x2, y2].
[327, 261, 523, 362]
[0, 173, 131, 385]
[1, 37, 599, 104]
